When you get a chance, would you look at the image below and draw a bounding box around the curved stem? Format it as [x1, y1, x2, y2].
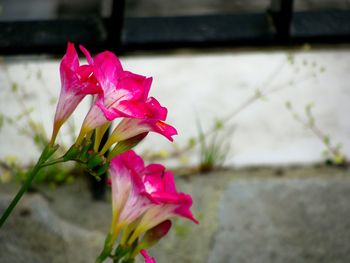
[0, 162, 42, 227]
[95, 233, 114, 263]
[96, 223, 122, 263]
[0, 145, 58, 228]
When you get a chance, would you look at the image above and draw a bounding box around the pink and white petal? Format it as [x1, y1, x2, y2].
[143, 175, 164, 195]
[109, 158, 134, 215]
[144, 164, 166, 177]
[119, 150, 146, 175]
[172, 194, 199, 224]
[144, 97, 168, 121]
[109, 152, 146, 217]
[93, 51, 123, 87]
[60, 42, 79, 75]
[149, 120, 177, 141]
[118, 190, 153, 224]
[109, 151, 156, 224]
[162, 171, 177, 193]
[112, 100, 152, 119]
[54, 90, 85, 123]
[75, 65, 101, 94]
[118, 72, 151, 101]
[81, 103, 110, 131]
[79, 45, 94, 65]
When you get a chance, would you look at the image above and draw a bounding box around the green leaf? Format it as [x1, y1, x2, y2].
[285, 101, 292, 109]
[188, 137, 196, 148]
[0, 114, 4, 130]
[11, 83, 18, 93]
[323, 135, 330, 145]
[214, 119, 224, 130]
[287, 52, 294, 64]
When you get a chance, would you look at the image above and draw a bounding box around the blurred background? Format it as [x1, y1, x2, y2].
[0, 0, 350, 263]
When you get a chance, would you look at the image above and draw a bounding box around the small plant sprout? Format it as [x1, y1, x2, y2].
[196, 118, 233, 173]
[285, 101, 346, 166]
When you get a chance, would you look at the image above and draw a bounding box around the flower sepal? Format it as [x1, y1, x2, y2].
[39, 144, 60, 164]
[62, 145, 81, 161]
[114, 244, 132, 260]
[128, 220, 172, 261]
[108, 133, 148, 160]
[110, 238, 138, 263]
[140, 220, 172, 248]
[87, 152, 106, 170]
[95, 162, 110, 177]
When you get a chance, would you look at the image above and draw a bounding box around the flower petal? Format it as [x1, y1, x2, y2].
[51, 43, 101, 144]
[109, 151, 154, 226]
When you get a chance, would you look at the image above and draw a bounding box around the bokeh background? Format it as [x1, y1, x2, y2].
[1, 1, 350, 263]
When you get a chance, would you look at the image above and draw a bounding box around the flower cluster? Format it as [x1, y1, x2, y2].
[103, 150, 198, 262]
[50, 42, 177, 157]
[50, 43, 198, 263]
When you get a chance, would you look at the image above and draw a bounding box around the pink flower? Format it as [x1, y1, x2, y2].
[128, 169, 198, 243]
[50, 42, 100, 144]
[76, 48, 154, 143]
[108, 150, 198, 245]
[100, 97, 177, 154]
[140, 249, 157, 263]
[109, 151, 154, 229]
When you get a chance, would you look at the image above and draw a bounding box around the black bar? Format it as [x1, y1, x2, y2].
[268, 0, 294, 42]
[107, 0, 126, 52]
[292, 10, 350, 42]
[0, 11, 350, 55]
[0, 17, 107, 54]
[122, 14, 273, 51]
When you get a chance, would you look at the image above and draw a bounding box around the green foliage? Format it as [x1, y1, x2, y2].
[174, 221, 191, 237]
[0, 65, 76, 184]
[196, 118, 232, 173]
[214, 119, 224, 130]
[287, 52, 294, 64]
[34, 165, 75, 186]
[1, 156, 77, 186]
[11, 82, 18, 93]
[0, 114, 4, 130]
[187, 137, 196, 148]
[285, 101, 347, 167]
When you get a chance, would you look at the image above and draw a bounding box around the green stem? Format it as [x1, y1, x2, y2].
[0, 144, 58, 228]
[39, 157, 66, 168]
[95, 233, 114, 263]
[96, 222, 123, 263]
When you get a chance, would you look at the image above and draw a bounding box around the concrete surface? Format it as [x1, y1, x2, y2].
[0, 193, 105, 263]
[209, 178, 350, 263]
[0, 166, 349, 263]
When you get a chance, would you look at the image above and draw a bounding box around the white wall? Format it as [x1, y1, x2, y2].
[0, 47, 349, 167]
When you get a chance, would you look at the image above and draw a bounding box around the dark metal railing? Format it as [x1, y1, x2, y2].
[0, 0, 350, 55]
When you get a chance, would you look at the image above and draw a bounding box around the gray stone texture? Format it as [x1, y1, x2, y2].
[208, 177, 350, 263]
[0, 167, 350, 263]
